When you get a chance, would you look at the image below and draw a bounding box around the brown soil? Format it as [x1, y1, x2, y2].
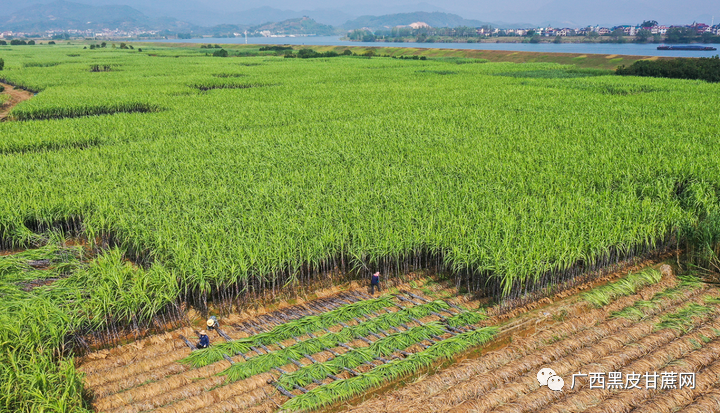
[0, 82, 34, 121]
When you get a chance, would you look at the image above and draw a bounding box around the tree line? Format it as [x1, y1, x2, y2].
[1, 40, 37, 45]
[617, 55, 720, 82]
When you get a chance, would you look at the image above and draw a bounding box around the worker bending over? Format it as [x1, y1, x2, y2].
[197, 330, 210, 349]
[207, 316, 218, 331]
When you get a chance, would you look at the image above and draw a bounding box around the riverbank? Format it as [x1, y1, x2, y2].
[306, 45, 669, 70]
[148, 36, 720, 58]
[136, 41, 668, 70]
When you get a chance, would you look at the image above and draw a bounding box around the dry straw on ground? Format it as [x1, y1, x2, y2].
[87, 350, 192, 389]
[598, 341, 720, 413]
[80, 329, 192, 375]
[437, 318, 662, 413]
[344, 274, 695, 413]
[683, 388, 720, 413]
[543, 315, 720, 413]
[96, 360, 231, 411]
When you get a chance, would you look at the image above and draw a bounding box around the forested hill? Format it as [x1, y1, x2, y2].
[0, 0, 190, 31]
[250, 17, 339, 36]
[342, 12, 494, 30]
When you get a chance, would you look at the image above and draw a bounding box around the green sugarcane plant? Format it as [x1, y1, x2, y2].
[445, 309, 487, 327]
[655, 303, 714, 333]
[582, 268, 662, 307]
[276, 323, 445, 388]
[2, 46, 720, 412]
[226, 322, 445, 384]
[281, 326, 499, 411]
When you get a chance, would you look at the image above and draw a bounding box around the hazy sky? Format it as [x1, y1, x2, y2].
[6, 0, 720, 26]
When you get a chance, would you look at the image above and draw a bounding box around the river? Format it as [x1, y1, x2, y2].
[152, 36, 719, 58]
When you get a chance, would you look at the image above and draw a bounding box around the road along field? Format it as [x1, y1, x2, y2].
[0, 43, 719, 411]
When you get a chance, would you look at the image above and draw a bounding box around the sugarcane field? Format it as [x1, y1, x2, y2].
[1, 42, 720, 413]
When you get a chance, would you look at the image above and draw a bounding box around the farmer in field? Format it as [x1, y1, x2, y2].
[197, 330, 210, 349]
[207, 316, 218, 331]
[370, 271, 381, 295]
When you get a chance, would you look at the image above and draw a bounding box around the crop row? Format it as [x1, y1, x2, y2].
[93, 293, 475, 412]
[408, 293, 720, 413]
[216, 301, 465, 381]
[340, 273, 701, 413]
[281, 326, 499, 411]
[182, 296, 396, 367]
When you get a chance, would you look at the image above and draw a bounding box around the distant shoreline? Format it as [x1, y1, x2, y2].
[341, 35, 658, 44]
[149, 37, 720, 58]
[134, 41, 674, 70]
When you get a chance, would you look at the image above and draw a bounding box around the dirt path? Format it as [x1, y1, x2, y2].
[0, 82, 34, 121]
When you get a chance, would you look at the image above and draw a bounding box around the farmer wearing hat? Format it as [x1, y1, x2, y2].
[197, 331, 210, 349]
[207, 316, 218, 331]
[370, 271, 381, 295]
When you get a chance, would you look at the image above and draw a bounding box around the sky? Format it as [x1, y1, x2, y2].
[4, 0, 719, 27]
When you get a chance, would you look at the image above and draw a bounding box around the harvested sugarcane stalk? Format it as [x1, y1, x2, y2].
[368, 331, 384, 339]
[388, 325, 404, 333]
[356, 336, 373, 344]
[405, 291, 429, 302]
[303, 353, 320, 364]
[397, 295, 421, 306]
[222, 354, 235, 364]
[249, 345, 265, 354]
[179, 335, 197, 350]
[216, 328, 232, 341]
[323, 347, 340, 356]
[272, 382, 295, 398]
[337, 343, 353, 350]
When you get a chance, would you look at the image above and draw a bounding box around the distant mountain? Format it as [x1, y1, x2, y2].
[139, 7, 356, 27]
[250, 16, 339, 36]
[342, 12, 494, 30]
[0, 0, 192, 31]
